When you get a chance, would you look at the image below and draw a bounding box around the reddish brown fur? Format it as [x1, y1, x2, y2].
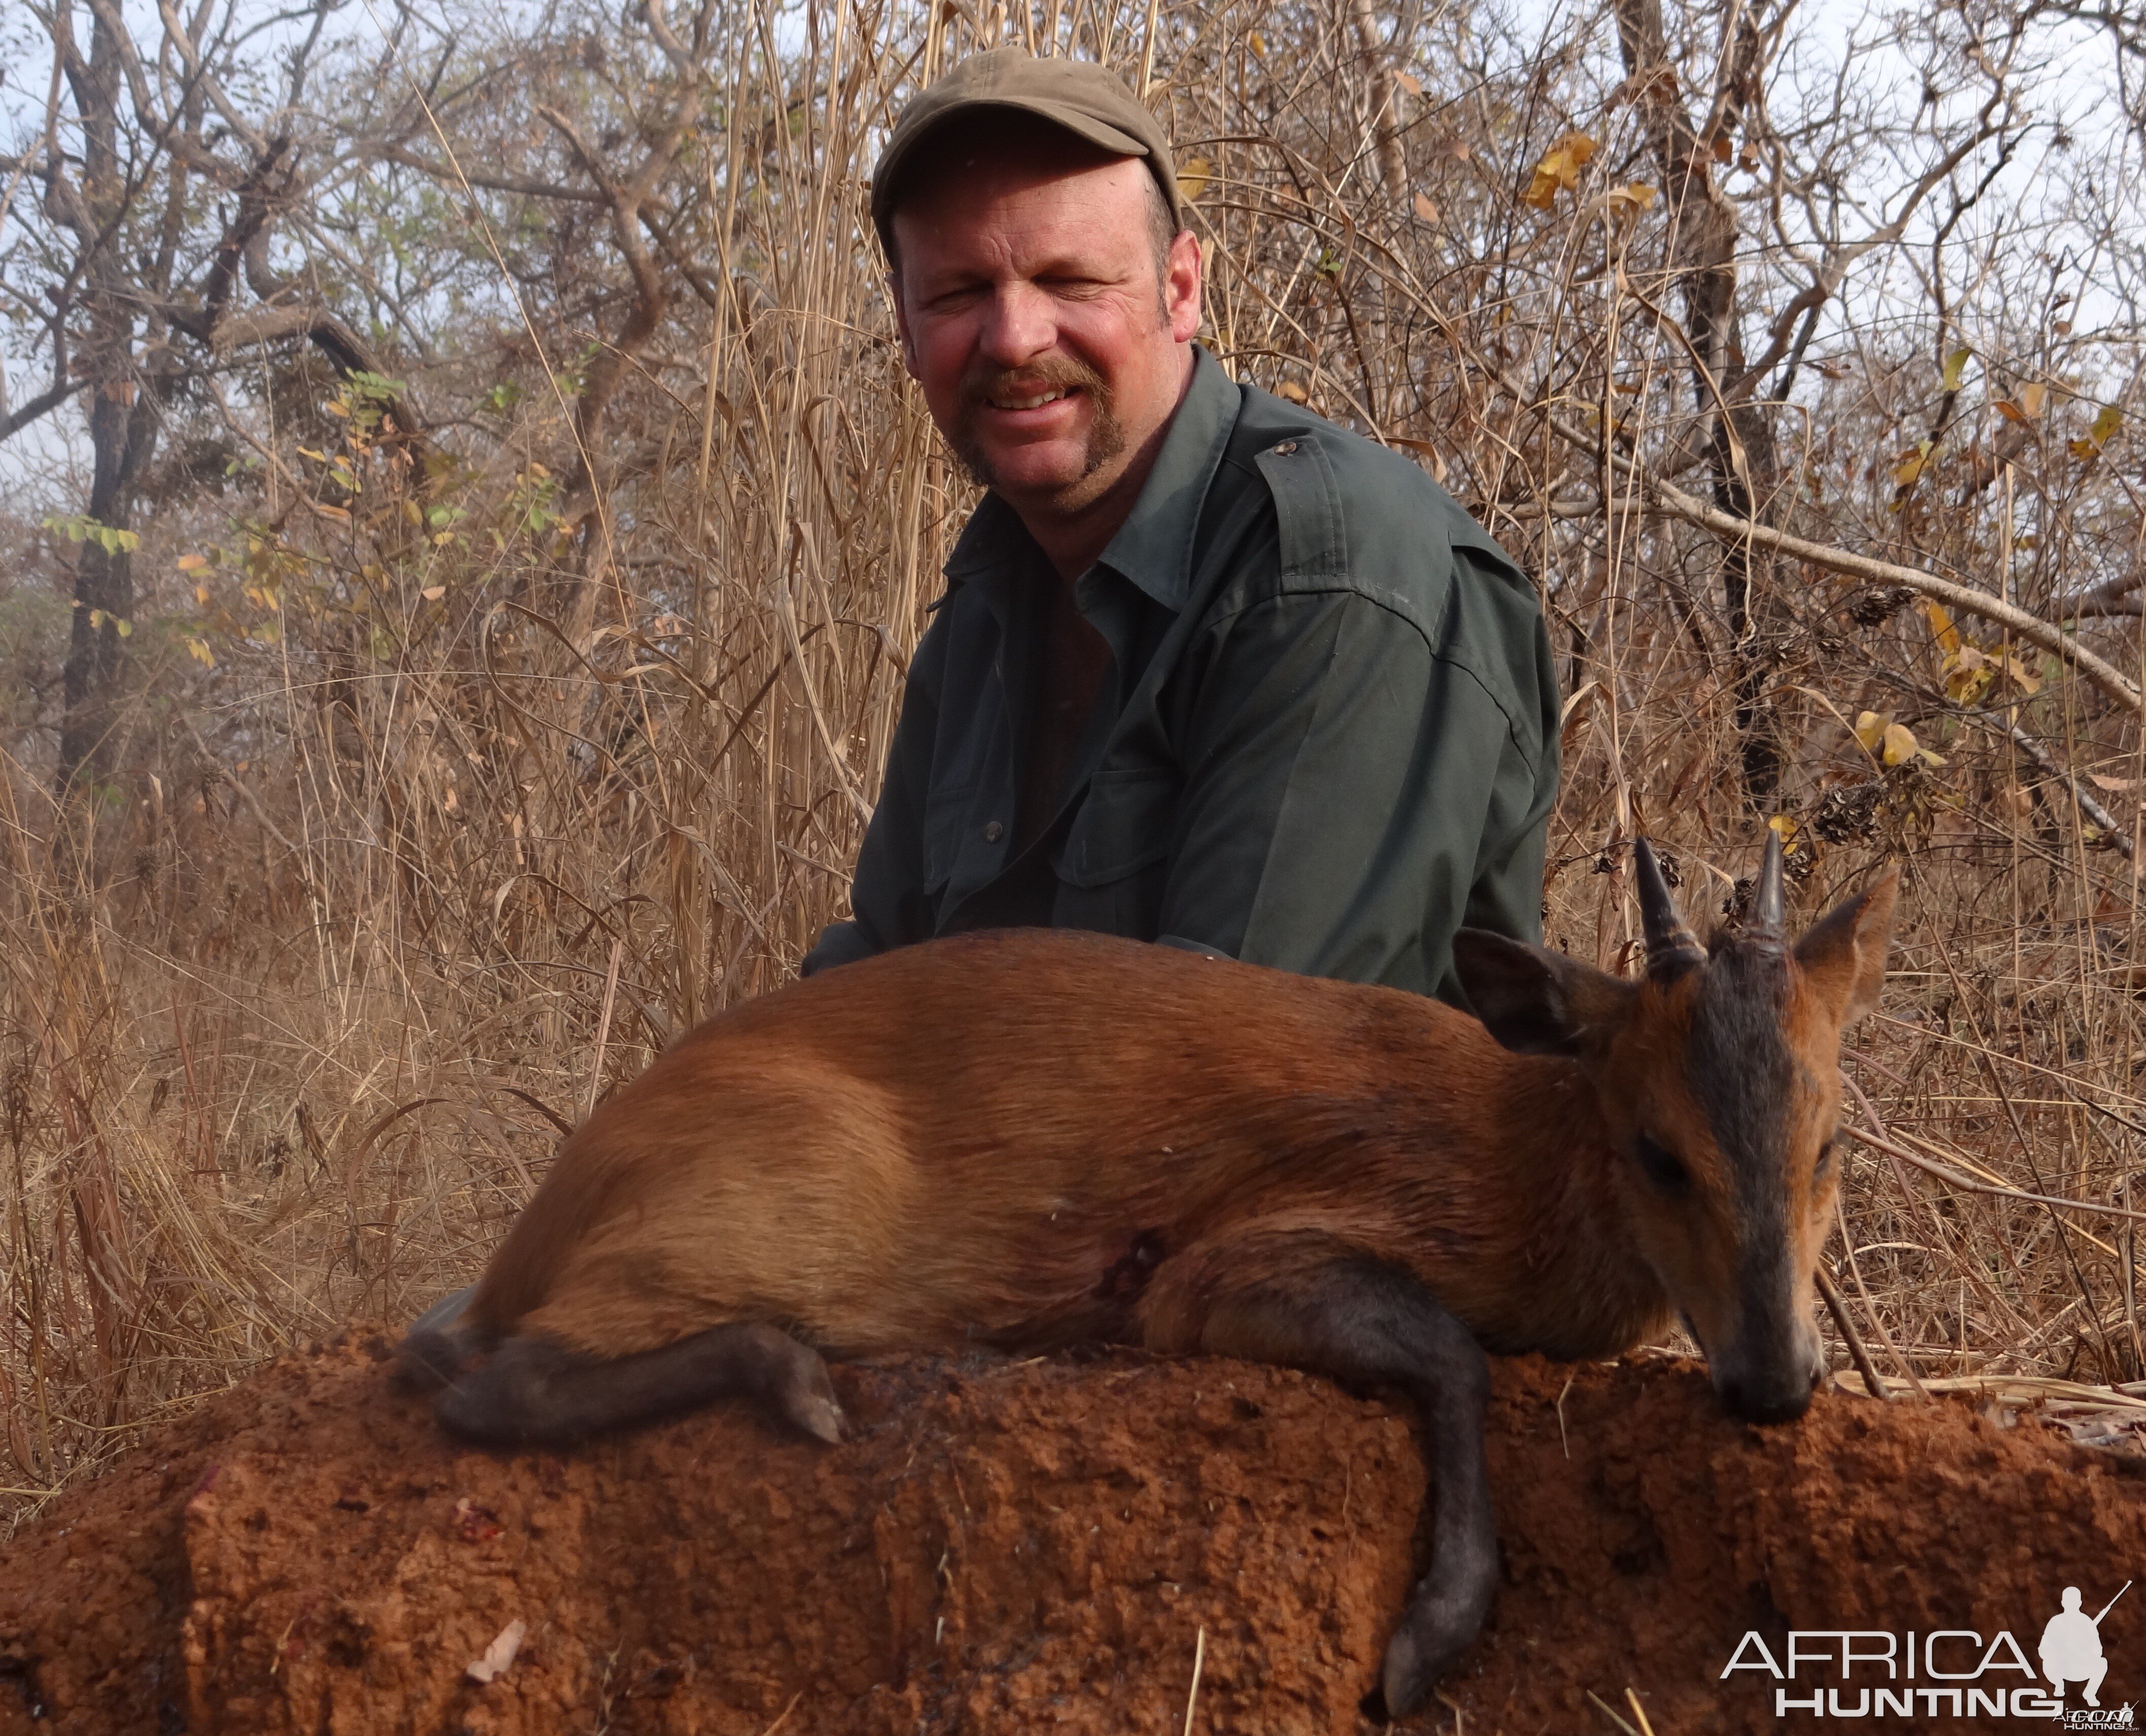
[463, 871, 1897, 1379]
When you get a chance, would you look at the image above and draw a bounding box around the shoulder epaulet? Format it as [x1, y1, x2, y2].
[1250, 434, 1348, 585]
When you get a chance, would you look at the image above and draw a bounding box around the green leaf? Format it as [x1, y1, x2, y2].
[1941, 347, 1971, 393]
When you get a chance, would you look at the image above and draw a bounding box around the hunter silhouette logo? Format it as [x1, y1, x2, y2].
[2044, 1583, 2129, 1724]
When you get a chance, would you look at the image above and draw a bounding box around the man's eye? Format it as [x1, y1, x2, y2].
[1634, 1133, 1690, 1192]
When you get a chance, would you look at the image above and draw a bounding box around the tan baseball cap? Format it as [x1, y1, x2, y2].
[871, 49, 1185, 255]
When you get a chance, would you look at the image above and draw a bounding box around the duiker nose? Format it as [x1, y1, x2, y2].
[1716, 1358, 1819, 1425]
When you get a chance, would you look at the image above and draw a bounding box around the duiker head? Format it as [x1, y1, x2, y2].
[1454, 835, 1897, 1423]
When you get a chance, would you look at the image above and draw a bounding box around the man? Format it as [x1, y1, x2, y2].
[803, 50, 1559, 1003]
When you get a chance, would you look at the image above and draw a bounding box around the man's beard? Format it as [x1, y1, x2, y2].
[949, 353, 1126, 503]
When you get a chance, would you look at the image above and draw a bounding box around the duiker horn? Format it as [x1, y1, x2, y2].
[1633, 839, 1705, 980]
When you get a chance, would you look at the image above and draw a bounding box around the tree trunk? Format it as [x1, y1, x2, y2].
[1614, 0, 1784, 807]
[57, 2, 159, 791]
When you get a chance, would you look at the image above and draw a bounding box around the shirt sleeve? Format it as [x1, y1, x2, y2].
[1155, 560, 1557, 1001]
[800, 615, 948, 977]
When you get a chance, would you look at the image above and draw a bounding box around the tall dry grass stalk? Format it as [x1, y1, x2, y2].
[3, 0, 2142, 1528]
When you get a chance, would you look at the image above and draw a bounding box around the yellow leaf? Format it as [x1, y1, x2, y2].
[2089, 404, 2122, 446]
[176, 553, 208, 573]
[1941, 347, 1971, 393]
[321, 400, 350, 418]
[1178, 156, 1211, 201]
[1944, 643, 1993, 706]
[1247, 30, 1266, 57]
[2069, 438, 2102, 461]
[420, 585, 447, 601]
[2019, 381, 2048, 418]
[1608, 182, 1657, 211]
[1854, 711, 1889, 755]
[1768, 814, 1799, 848]
[1276, 380, 1308, 403]
[1924, 600, 1960, 654]
[298, 446, 326, 462]
[2001, 652, 2041, 695]
[195, 585, 211, 606]
[114, 618, 132, 637]
[186, 637, 216, 667]
[1881, 722, 1922, 767]
[1891, 440, 1932, 488]
[1523, 130, 1597, 209]
[1413, 192, 1440, 222]
[1994, 399, 2029, 424]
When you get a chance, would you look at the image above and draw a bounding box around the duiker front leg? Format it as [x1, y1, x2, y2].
[435, 1322, 846, 1448]
[1136, 1233, 1497, 1719]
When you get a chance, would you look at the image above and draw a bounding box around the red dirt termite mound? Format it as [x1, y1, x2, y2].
[2, 1337, 2138, 1734]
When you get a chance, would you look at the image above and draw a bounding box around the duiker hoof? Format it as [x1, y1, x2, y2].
[788, 1389, 847, 1444]
[1379, 1562, 1495, 1716]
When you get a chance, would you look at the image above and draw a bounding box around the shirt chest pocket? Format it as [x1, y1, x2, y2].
[922, 782, 983, 895]
[1060, 765, 1177, 885]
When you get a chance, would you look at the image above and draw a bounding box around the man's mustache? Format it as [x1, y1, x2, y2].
[958, 356, 1113, 416]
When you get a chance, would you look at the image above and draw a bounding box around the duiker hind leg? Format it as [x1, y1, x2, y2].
[1135, 1232, 1496, 1720]
[434, 1321, 846, 1447]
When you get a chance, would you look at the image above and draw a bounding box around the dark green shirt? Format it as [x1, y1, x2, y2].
[803, 345, 1560, 1003]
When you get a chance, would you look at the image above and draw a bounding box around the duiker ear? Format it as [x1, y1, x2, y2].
[1793, 870, 1899, 1026]
[1453, 930, 1638, 1057]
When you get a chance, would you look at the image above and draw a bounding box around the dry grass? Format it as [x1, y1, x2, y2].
[3, 0, 2143, 1530]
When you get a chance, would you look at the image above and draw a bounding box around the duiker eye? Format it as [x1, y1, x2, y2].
[1633, 1133, 1690, 1193]
[1814, 1138, 1837, 1180]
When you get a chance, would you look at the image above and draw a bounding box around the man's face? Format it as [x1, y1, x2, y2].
[889, 127, 1201, 526]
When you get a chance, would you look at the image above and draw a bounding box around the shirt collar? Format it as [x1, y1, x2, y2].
[941, 343, 1239, 614]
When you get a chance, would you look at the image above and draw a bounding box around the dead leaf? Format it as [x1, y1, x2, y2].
[1177, 156, 1211, 202]
[1709, 131, 1733, 163]
[1924, 600, 1961, 654]
[1941, 347, 1971, 393]
[2072, 403, 2123, 459]
[466, 1619, 527, 1685]
[1943, 643, 1992, 706]
[1413, 192, 1439, 222]
[1275, 380, 1308, 403]
[1523, 131, 1597, 209]
[2089, 772, 2143, 794]
[1396, 70, 1423, 95]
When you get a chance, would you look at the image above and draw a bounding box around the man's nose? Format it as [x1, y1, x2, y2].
[976, 281, 1057, 367]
